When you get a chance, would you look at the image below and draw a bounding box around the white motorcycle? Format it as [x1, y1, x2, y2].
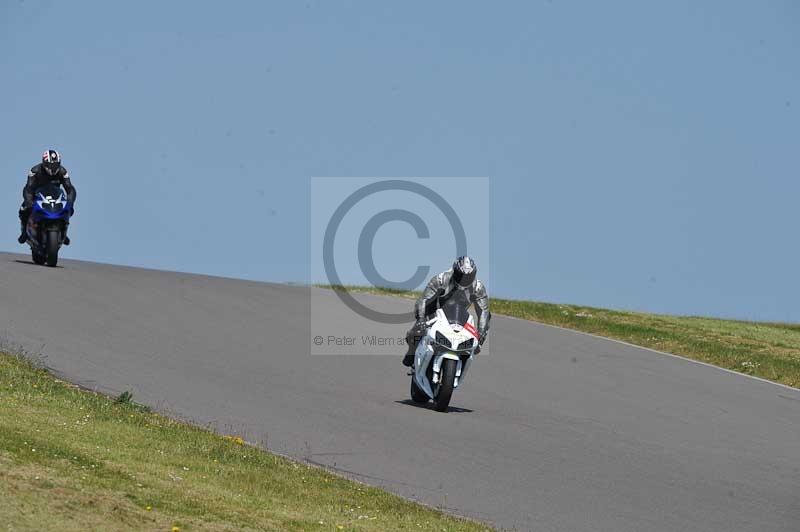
[410, 294, 479, 412]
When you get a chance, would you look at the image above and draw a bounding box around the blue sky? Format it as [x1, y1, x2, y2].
[1, 1, 798, 321]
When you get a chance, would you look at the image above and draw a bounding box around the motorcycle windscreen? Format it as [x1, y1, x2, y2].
[440, 290, 471, 326]
[36, 184, 66, 199]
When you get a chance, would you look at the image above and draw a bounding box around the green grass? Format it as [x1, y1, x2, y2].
[323, 285, 800, 389]
[0, 352, 492, 532]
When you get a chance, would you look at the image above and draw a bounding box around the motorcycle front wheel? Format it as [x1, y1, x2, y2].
[45, 230, 59, 267]
[432, 358, 457, 412]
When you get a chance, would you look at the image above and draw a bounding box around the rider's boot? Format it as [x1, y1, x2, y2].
[17, 208, 29, 244]
[402, 325, 421, 367]
[402, 347, 415, 367]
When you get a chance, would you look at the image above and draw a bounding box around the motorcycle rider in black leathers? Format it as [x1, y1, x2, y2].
[18, 150, 76, 245]
[402, 256, 491, 367]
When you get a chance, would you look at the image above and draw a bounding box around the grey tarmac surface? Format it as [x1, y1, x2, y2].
[0, 251, 798, 531]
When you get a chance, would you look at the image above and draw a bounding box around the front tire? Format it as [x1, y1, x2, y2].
[433, 359, 457, 412]
[410, 377, 429, 404]
[45, 230, 60, 267]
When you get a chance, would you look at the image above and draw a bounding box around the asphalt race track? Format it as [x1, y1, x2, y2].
[1, 252, 798, 531]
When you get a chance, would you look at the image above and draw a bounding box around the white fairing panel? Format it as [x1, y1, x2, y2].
[414, 336, 436, 398]
[411, 308, 478, 399]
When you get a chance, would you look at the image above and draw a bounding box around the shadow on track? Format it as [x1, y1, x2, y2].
[13, 259, 63, 269]
[394, 399, 474, 414]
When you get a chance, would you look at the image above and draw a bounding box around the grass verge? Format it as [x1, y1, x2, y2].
[0, 352, 491, 531]
[323, 285, 800, 389]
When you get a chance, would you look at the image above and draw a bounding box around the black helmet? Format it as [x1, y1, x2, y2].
[42, 149, 62, 176]
[452, 256, 477, 288]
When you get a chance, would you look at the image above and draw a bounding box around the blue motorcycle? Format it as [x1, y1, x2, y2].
[25, 184, 72, 267]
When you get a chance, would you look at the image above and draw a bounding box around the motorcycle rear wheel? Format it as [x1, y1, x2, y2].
[410, 377, 429, 403]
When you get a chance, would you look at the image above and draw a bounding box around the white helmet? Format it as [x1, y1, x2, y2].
[452, 256, 477, 288]
[42, 149, 62, 176]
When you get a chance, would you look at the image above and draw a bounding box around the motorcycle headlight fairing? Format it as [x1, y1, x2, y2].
[37, 192, 66, 212]
[458, 338, 474, 350]
[435, 331, 452, 348]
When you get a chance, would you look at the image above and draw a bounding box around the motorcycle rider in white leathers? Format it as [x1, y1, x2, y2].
[402, 256, 490, 367]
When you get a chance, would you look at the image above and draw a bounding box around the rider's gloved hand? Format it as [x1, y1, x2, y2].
[475, 333, 486, 354]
